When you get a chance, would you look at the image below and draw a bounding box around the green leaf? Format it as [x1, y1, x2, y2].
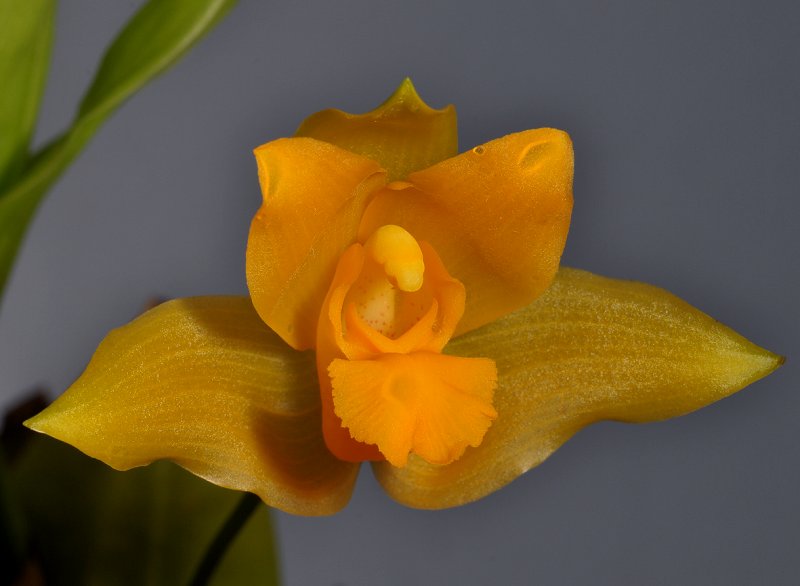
[10, 434, 279, 586]
[78, 0, 237, 119]
[0, 0, 55, 191]
[0, 0, 238, 300]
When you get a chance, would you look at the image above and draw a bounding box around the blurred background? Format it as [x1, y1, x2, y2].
[1, 1, 797, 584]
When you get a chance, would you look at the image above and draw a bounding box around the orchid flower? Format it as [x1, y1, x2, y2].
[25, 80, 782, 515]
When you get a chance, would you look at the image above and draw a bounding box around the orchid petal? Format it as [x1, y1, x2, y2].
[296, 78, 458, 182]
[330, 352, 497, 467]
[26, 297, 358, 516]
[359, 128, 573, 335]
[373, 268, 783, 509]
[247, 137, 385, 350]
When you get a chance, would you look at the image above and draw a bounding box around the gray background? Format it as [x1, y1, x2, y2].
[1, 1, 797, 584]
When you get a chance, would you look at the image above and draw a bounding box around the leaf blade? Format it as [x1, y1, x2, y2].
[0, 0, 55, 190]
[78, 0, 238, 120]
[9, 434, 280, 585]
[0, 0, 237, 300]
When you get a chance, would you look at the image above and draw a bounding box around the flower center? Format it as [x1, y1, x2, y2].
[365, 224, 425, 292]
[344, 225, 430, 339]
[317, 224, 498, 467]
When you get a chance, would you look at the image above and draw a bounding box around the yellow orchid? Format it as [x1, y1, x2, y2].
[26, 80, 782, 516]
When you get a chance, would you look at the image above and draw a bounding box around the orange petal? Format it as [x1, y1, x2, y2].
[314, 238, 470, 464]
[335, 241, 466, 358]
[330, 353, 497, 467]
[246, 137, 386, 350]
[373, 268, 783, 509]
[315, 244, 384, 462]
[25, 297, 359, 516]
[296, 78, 458, 182]
[359, 128, 574, 335]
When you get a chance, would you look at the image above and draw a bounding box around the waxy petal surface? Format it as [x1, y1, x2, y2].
[296, 79, 458, 182]
[373, 268, 783, 509]
[359, 129, 573, 335]
[247, 138, 386, 350]
[26, 297, 359, 516]
[330, 353, 497, 467]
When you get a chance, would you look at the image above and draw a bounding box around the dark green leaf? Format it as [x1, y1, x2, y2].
[0, 0, 238, 300]
[10, 434, 279, 586]
[0, 0, 55, 191]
